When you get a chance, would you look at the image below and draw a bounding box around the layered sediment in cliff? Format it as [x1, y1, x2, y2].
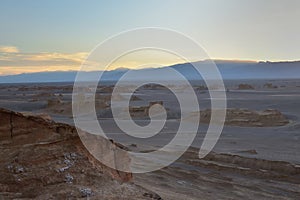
[0, 108, 159, 199]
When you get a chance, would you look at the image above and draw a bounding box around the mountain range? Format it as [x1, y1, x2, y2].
[1, 60, 300, 83]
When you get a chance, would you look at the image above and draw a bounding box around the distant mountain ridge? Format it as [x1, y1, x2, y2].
[1, 60, 300, 83]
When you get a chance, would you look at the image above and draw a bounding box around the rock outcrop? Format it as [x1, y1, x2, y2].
[129, 101, 164, 118]
[0, 108, 159, 199]
[237, 84, 254, 90]
[186, 108, 289, 127]
[264, 83, 278, 89]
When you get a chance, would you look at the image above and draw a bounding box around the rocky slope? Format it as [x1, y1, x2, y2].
[135, 147, 300, 200]
[0, 108, 160, 199]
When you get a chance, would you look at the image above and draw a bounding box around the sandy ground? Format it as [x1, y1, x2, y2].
[0, 79, 299, 199]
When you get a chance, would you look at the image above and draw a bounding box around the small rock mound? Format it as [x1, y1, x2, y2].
[264, 83, 278, 89]
[237, 84, 254, 90]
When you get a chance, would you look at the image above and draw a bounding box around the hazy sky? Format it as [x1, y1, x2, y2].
[0, 0, 299, 75]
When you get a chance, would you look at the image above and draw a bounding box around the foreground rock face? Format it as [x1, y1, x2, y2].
[186, 108, 289, 127]
[0, 108, 159, 199]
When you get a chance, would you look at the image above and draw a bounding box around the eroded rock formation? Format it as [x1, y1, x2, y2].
[0, 108, 159, 199]
[237, 84, 254, 90]
[186, 108, 289, 127]
[129, 101, 164, 118]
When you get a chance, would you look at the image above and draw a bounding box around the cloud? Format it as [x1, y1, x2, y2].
[0, 65, 79, 76]
[0, 46, 19, 53]
[23, 52, 88, 63]
[0, 51, 89, 66]
[0, 46, 185, 75]
[0, 46, 90, 75]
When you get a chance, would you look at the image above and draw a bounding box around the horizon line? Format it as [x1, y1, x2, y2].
[1, 58, 300, 77]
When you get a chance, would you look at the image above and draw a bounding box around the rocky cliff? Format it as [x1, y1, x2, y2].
[0, 108, 160, 199]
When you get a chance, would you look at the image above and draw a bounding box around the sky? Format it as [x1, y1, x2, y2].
[0, 0, 299, 75]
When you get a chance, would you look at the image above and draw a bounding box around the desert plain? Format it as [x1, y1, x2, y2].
[0, 79, 299, 199]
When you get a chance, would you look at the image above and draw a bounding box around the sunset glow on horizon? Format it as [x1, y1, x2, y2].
[1, 0, 299, 75]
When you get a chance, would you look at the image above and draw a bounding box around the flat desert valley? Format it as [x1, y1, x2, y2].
[0, 79, 299, 199]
